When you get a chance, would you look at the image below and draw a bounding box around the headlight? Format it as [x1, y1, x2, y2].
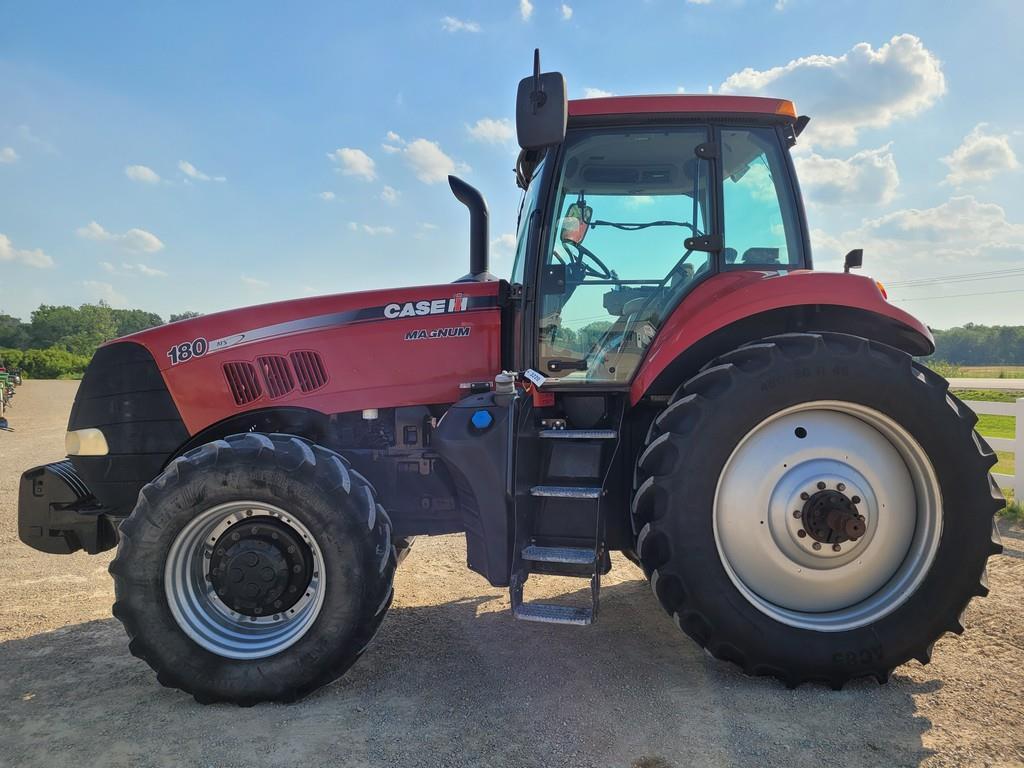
[65, 428, 109, 456]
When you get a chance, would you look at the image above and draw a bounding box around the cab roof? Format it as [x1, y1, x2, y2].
[568, 94, 797, 120]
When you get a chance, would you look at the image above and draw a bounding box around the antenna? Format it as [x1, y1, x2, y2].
[531, 48, 547, 114]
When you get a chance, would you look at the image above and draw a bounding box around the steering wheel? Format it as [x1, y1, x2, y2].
[560, 240, 615, 280]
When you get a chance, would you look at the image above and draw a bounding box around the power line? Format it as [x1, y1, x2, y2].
[886, 267, 1024, 288]
[889, 288, 1024, 302]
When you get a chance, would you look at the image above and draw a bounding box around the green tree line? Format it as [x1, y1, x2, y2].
[0, 303, 200, 379]
[931, 324, 1024, 366]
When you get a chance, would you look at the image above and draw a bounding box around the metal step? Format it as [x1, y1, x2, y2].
[522, 545, 596, 565]
[539, 428, 618, 440]
[530, 485, 602, 499]
[513, 602, 594, 626]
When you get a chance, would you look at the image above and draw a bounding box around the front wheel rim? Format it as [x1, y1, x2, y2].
[164, 501, 326, 659]
[713, 401, 943, 632]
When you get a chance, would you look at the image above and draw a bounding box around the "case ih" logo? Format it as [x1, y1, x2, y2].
[384, 294, 468, 319]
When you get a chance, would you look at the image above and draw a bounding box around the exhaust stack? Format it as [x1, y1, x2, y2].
[449, 175, 496, 283]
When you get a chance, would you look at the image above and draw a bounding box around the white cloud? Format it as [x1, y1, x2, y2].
[942, 123, 1020, 186]
[403, 138, 468, 184]
[441, 16, 480, 32]
[386, 131, 403, 143]
[467, 117, 514, 144]
[102, 261, 168, 278]
[583, 88, 615, 99]
[0, 147, 18, 164]
[381, 143, 402, 154]
[348, 221, 395, 236]
[794, 144, 899, 205]
[18, 125, 57, 154]
[327, 147, 377, 181]
[491, 233, 517, 259]
[319, 191, 336, 201]
[720, 34, 946, 147]
[125, 164, 160, 184]
[0, 233, 54, 268]
[241, 275, 269, 288]
[561, 4, 573, 19]
[380, 185, 400, 204]
[75, 221, 165, 253]
[83, 280, 127, 307]
[134, 263, 167, 277]
[812, 195, 1024, 274]
[675, 86, 687, 94]
[687, 0, 712, 4]
[178, 160, 226, 182]
[415, 222, 438, 240]
[520, 0, 534, 20]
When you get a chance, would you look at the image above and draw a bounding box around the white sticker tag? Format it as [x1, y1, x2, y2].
[523, 368, 547, 388]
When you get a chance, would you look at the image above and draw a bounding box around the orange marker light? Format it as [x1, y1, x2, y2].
[876, 280, 888, 299]
[775, 100, 797, 118]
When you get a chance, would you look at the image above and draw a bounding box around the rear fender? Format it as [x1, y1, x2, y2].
[632, 271, 933, 402]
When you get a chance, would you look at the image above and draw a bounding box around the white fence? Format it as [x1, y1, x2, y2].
[963, 397, 1022, 494]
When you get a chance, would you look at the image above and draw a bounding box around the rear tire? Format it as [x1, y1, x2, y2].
[110, 432, 396, 704]
[632, 333, 1004, 688]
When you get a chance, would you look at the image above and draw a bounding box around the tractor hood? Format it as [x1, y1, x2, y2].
[114, 281, 505, 435]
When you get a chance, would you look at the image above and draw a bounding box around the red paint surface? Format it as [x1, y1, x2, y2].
[630, 270, 932, 404]
[119, 282, 503, 435]
[569, 94, 797, 119]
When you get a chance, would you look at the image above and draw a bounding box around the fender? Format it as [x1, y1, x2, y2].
[631, 270, 934, 403]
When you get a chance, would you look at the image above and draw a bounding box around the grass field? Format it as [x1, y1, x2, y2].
[959, 365, 1024, 379]
[953, 388, 1022, 521]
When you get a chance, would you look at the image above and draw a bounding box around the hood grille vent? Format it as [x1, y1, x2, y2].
[290, 351, 328, 393]
[257, 355, 295, 399]
[223, 362, 262, 405]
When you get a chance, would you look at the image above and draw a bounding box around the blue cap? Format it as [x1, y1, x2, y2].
[471, 409, 493, 430]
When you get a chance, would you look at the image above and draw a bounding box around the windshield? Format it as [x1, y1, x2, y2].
[537, 126, 712, 383]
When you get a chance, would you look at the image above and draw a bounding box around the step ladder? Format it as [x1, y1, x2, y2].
[509, 419, 621, 626]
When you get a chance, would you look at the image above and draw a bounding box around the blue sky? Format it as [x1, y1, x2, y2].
[2, 0, 1023, 329]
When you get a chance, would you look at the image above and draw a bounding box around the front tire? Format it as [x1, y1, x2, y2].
[110, 432, 396, 704]
[632, 333, 1004, 688]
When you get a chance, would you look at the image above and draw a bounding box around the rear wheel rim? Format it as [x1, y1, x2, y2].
[713, 400, 942, 632]
[164, 501, 326, 659]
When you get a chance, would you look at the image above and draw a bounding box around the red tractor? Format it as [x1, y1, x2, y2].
[19, 56, 1003, 704]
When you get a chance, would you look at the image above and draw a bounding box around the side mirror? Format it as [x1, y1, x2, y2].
[516, 49, 567, 150]
[843, 248, 864, 273]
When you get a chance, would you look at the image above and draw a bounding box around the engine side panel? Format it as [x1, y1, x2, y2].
[118, 282, 504, 434]
[631, 270, 934, 403]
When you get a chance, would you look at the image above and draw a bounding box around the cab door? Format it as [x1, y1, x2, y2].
[530, 125, 715, 385]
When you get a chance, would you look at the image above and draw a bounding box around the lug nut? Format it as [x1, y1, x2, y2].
[851, 496, 861, 504]
[797, 529, 807, 538]
[793, 510, 802, 518]
[817, 482, 826, 490]
[800, 492, 810, 500]
[832, 544, 842, 552]
[812, 542, 822, 551]
[837, 483, 846, 492]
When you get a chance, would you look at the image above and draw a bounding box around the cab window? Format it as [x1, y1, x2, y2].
[537, 127, 712, 383]
[510, 154, 547, 284]
[720, 127, 803, 268]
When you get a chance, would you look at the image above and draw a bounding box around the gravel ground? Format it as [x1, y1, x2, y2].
[0, 380, 1022, 768]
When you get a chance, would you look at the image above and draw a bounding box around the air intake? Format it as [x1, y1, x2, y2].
[257, 355, 295, 399]
[289, 351, 328, 393]
[223, 362, 262, 405]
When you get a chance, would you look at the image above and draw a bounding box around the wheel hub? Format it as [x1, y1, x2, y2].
[208, 518, 312, 617]
[800, 488, 866, 544]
